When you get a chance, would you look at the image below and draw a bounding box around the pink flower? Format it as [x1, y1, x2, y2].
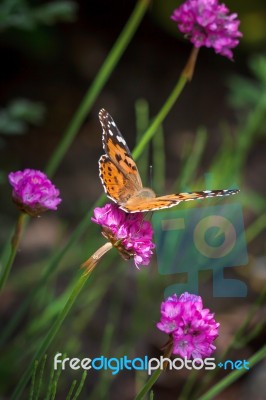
[171, 0, 242, 59]
[157, 292, 219, 359]
[8, 169, 61, 217]
[92, 203, 155, 268]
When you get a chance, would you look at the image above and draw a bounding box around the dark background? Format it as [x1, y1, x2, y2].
[1, 1, 266, 399]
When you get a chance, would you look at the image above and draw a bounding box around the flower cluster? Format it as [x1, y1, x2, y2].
[171, 0, 242, 59]
[8, 169, 61, 217]
[92, 203, 155, 268]
[157, 292, 219, 359]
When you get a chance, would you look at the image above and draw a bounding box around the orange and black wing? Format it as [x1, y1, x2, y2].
[98, 109, 143, 203]
[121, 189, 240, 213]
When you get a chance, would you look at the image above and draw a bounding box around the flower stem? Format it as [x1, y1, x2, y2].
[82, 242, 113, 273]
[182, 46, 200, 81]
[132, 76, 188, 161]
[0, 212, 27, 291]
[134, 341, 173, 400]
[132, 46, 200, 161]
[45, 0, 151, 178]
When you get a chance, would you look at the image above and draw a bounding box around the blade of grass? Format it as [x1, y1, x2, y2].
[34, 355, 47, 400]
[29, 361, 38, 400]
[197, 345, 266, 400]
[0, 213, 91, 346]
[66, 380, 77, 400]
[71, 371, 87, 400]
[0, 212, 27, 291]
[50, 363, 62, 400]
[245, 213, 266, 243]
[44, 364, 55, 400]
[11, 270, 95, 399]
[87, 272, 127, 400]
[175, 126, 207, 191]
[233, 93, 266, 173]
[134, 369, 162, 400]
[195, 288, 266, 398]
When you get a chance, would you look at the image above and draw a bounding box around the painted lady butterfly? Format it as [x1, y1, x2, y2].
[98, 109, 239, 213]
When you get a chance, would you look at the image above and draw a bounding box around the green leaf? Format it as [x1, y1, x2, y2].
[32, 1, 78, 25]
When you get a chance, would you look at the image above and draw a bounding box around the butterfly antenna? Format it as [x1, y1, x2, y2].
[149, 164, 153, 189]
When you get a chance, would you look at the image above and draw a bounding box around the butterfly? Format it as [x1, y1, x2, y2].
[98, 108, 239, 213]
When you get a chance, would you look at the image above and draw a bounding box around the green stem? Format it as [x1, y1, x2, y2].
[134, 342, 173, 400]
[0, 212, 27, 291]
[132, 47, 200, 161]
[178, 370, 198, 400]
[11, 242, 113, 400]
[132, 75, 187, 160]
[197, 345, 266, 400]
[45, 0, 151, 177]
[134, 368, 162, 400]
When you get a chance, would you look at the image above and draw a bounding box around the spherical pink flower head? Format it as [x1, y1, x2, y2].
[8, 169, 62, 217]
[157, 292, 219, 359]
[92, 203, 155, 268]
[171, 0, 242, 59]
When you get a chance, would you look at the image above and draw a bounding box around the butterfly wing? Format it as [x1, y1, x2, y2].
[121, 189, 240, 213]
[98, 109, 240, 213]
[99, 155, 140, 204]
[99, 109, 143, 201]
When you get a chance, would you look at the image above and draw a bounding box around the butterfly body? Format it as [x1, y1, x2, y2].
[98, 108, 239, 213]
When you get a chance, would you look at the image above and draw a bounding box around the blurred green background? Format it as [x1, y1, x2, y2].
[0, 1, 266, 399]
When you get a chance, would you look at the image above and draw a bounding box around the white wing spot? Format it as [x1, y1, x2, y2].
[108, 129, 113, 136]
[117, 136, 126, 145]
